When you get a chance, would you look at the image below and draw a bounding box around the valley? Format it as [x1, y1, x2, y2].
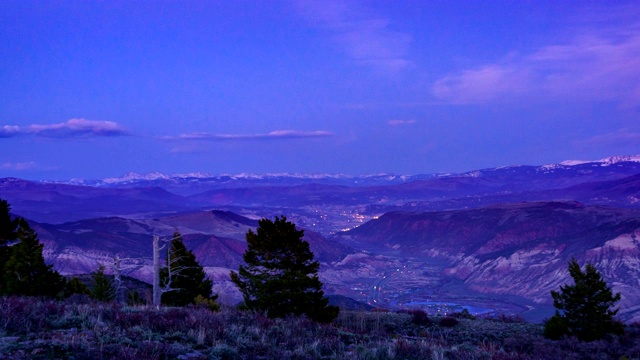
[2, 155, 640, 323]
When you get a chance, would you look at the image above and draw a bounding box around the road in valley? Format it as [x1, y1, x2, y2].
[366, 266, 406, 307]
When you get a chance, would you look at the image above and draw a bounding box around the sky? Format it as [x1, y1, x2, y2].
[1, 0, 639, 180]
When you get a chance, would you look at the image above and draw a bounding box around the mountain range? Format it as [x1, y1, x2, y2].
[1, 155, 640, 322]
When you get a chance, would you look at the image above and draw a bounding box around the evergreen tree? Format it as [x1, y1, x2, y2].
[544, 258, 623, 341]
[3, 218, 65, 297]
[231, 216, 339, 323]
[160, 232, 217, 307]
[0, 198, 19, 292]
[91, 264, 116, 302]
[127, 290, 146, 306]
[64, 277, 90, 297]
[0, 198, 18, 244]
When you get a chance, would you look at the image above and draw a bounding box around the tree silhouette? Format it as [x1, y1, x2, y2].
[3, 218, 65, 297]
[0, 198, 19, 293]
[64, 277, 90, 297]
[160, 232, 217, 307]
[91, 264, 116, 302]
[231, 216, 339, 323]
[544, 258, 623, 341]
[0, 198, 18, 244]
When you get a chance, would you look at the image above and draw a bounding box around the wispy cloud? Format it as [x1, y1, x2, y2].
[432, 24, 640, 107]
[168, 130, 334, 141]
[578, 128, 640, 147]
[0, 161, 38, 171]
[0, 125, 21, 138]
[388, 119, 416, 126]
[295, 0, 412, 74]
[0, 119, 129, 138]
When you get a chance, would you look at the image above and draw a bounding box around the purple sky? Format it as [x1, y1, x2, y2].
[1, 1, 639, 180]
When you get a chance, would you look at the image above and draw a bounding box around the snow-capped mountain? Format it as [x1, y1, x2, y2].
[59, 172, 438, 195]
[3, 155, 640, 322]
[559, 155, 640, 166]
[92, 172, 420, 184]
[4, 155, 640, 224]
[57, 154, 640, 190]
[66, 171, 214, 185]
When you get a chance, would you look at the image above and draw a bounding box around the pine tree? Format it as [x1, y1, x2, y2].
[3, 218, 65, 297]
[91, 264, 116, 302]
[64, 277, 90, 297]
[0, 198, 18, 244]
[544, 258, 623, 341]
[127, 290, 146, 306]
[160, 232, 217, 307]
[231, 216, 339, 323]
[0, 198, 19, 293]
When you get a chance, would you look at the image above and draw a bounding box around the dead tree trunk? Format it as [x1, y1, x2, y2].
[153, 235, 162, 308]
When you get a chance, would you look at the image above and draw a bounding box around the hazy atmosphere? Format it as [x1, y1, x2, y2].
[1, 0, 639, 180]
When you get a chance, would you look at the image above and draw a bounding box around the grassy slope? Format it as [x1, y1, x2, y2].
[0, 297, 639, 359]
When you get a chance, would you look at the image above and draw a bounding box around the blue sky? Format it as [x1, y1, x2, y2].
[1, 0, 639, 180]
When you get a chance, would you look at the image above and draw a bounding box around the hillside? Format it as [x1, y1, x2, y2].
[337, 201, 640, 322]
[2, 297, 639, 359]
[1, 156, 639, 322]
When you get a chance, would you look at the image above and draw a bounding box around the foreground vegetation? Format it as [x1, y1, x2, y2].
[1, 296, 639, 359]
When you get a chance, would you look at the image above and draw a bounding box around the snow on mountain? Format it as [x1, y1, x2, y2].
[538, 164, 564, 170]
[102, 171, 214, 183]
[559, 155, 640, 167]
[558, 160, 591, 166]
[220, 172, 352, 180]
[66, 172, 419, 186]
[53, 154, 640, 187]
[598, 155, 640, 165]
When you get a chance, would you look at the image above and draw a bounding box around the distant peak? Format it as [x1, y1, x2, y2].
[49, 155, 640, 185]
[558, 155, 640, 167]
[558, 160, 589, 166]
[101, 172, 214, 184]
[101, 172, 411, 182]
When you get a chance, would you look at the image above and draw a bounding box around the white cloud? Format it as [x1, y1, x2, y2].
[295, 0, 412, 74]
[578, 128, 640, 146]
[0, 161, 38, 171]
[0, 119, 129, 138]
[171, 130, 334, 141]
[0, 125, 21, 137]
[432, 25, 640, 107]
[388, 119, 416, 126]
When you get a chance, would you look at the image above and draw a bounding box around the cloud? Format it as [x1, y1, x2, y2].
[388, 119, 416, 126]
[0, 125, 21, 138]
[170, 130, 334, 141]
[0, 161, 38, 171]
[432, 24, 640, 106]
[578, 128, 640, 147]
[0, 119, 129, 138]
[295, 0, 412, 74]
[432, 65, 531, 104]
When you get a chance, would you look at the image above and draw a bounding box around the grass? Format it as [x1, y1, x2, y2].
[0, 296, 639, 359]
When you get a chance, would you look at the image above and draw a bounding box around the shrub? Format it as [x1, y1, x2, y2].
[403, 309, 432, 326]
[127, 290, 146, 306]
[494, 313, 525, 323]
[439, 316, 459, 327]
[0, 296, 65, 334]
[452, 308, 476, 320]
[193, 294, 220, 312]
[2, 295, 639, 359]
[64, 277, 90, 297]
